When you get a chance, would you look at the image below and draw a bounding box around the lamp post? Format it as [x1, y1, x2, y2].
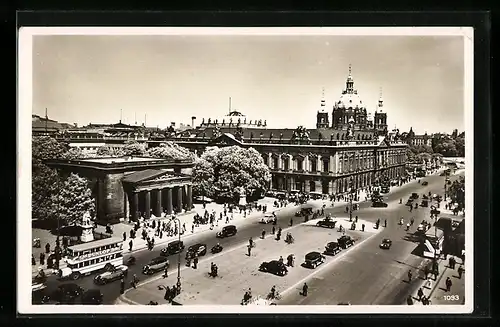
[167, 216, 182, 294]
[348, 177, 354, 222]
[444, 170, 448, 201]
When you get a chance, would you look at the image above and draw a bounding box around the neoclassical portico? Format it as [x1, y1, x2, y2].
[122, 169, 193, 222]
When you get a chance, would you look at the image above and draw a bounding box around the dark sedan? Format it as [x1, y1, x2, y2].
[316, 219, 337, 229]
[51, 283, 85, 304]
[379, 239, 392, 249]
[259, 260, 288, 276]
[93, 265, 128, 285]
[186, 243, 207, 259]
[421, 181, 428, 186]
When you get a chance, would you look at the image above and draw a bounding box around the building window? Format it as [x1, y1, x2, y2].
[311, 159, 317, 172]
[297, 158, 303, 171]
[283, 159, 289, 171]
[273, 157, 279, 169]
[323, 159, 329, 172]
[263, 156, 268, 166]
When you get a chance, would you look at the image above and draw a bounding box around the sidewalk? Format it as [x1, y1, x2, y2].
[410, 256, 465, 306]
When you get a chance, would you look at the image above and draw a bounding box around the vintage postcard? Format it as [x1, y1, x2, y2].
[18, 26, 473, 314]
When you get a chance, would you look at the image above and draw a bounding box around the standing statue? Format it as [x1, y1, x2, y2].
[238, 118, 241, 124]
[264, 120, 267, 126]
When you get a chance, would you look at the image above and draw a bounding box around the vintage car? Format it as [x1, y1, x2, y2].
[309, 192, 323, 200]
[80, 289, 104, 305]
[260, 213, 276, 224]
[160, 240, 185, 256]
[337, 235, 355, 249]
[372, 201, 388, 208]
[295, 207, 314, 217]
[93, 265, 128, 285]
[142, 256, 170, 275]
[259, 260, 288, 276]
[216, 225, 237, 238]
[303, 251, 326, 269]
[324, 242, 341, 256]
[316, 218, 337, 229]
[51, 283, 85, 304]
[410, 193, 419, 200]
[185, 243, 207, 259]
[421, 181, 429, 186]
[379, 239, 392, 249]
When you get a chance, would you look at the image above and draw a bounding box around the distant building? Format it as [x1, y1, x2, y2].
[403, 127, 433, 147]
[32, 114, 73, 136]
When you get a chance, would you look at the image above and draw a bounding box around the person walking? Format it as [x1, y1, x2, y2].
[32, 254, 36, 266]
[445, 277, 452, 292]
[193, 256, 199, 269]
[384, 219, 387, 228]
[361, 223, 365, 232]
[302, 283, 308, 296]
[408, 270, 413, 282]
[417, 288, 424, 301]
[272, 226, 276, 235]
[457, 265, 464, 279]
[120, 278, 125, 294]
[128, 239, 133, 252]
[261, 229, 266, 239]
[39, 252, 45, 266]
[247, 245, 252, 257]
[123, 232, 127, 242]
[407, 295, 413, 305]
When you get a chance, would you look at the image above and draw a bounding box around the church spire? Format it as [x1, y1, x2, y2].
[346, 64, 355, 94]
[320, 87, 326, 111]
[378, 87, 384, 111]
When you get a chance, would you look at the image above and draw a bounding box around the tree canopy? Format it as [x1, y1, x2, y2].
[122, 140, 147, 156]
[52, 173, 95, 226]
[192, 146, 271, 203]
[147, 141, 195, 161]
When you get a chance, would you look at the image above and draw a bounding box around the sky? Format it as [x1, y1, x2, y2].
[31, 33, 465, 134]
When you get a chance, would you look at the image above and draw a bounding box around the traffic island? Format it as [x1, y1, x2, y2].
[121, 219, 380, 305]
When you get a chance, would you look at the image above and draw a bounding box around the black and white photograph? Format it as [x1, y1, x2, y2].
[18, 26, 473, 314]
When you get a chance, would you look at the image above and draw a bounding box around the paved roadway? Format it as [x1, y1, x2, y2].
[278, 171, 464, 305]
[38, 170, 455, 305]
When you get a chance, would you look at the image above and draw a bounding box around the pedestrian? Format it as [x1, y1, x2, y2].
[39, 252, 45, 266]
[45, 243, 50, 254]
[279, 256, 284, 264]
[129, 239, 133, 252]
[193, 256, 199, 269]
[355, 216, 358, 223]
[192, 224, 195, 233]
[261, 229, 266, 239]
[164, 286, 171, 301]
[407, 295, 413, 305]
[384, 219, 387, 227]
[361, 224, 365, 232]
[32, 254, 36, 266]
[451, 256, 456, 269]
[424, 265, 430, 279]
[289, 218, 293, 226]
[445, 277, 452, 292]
[417, 288, 424, 301]
[120, 278, 125, 294]
[272, 226, 275, 235]
[302, 283, 308, 296]
[408, 270, 413, 282]
[247, 245, 252, 256]
[421, 296, 428, 305]
[163, 265, 168, 278]
[457, 265, 464, 279]
[131, 274, 138, 289]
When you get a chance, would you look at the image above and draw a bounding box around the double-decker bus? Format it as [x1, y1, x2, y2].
[57, 237, 124, 280]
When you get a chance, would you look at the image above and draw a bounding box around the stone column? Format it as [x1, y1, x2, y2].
[186, 184, 193, 211]
[304, 179, 310, 193]
[154, 189, 162, 217]
[268, 153, 272, 168]
[304, 155, 309, 172]
[144, 190, 151, 219]
[177, 186, 183, 212]
[97, 179, 105, 222]
[165, 188, 173, 215]
[329, 155, 335, 172]
[131, 192, 139, 222]
[123, 191, 129, 220]
[288, 156, 293, 171]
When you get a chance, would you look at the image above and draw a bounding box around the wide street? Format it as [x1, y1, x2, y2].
[39, 169, 460, 305]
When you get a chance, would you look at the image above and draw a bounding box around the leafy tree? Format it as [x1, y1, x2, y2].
[147, 142, 195, 161]
[52, 173, 95, 226]
[434, 140, 458, 157]
[192, 146, 271, 202]
[447, 176, 465, 210]
[96, 146, 125, 157]
[122, 140, 147, 156]
[32, 136, 71, 161]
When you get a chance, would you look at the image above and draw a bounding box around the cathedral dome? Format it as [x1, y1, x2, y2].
[335, 92, 364, 109]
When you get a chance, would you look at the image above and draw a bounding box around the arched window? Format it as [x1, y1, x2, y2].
[336, 133, 340, 139]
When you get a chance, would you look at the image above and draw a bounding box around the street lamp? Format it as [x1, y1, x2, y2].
[444, 170, 448, 201]
[348, 177, 354, 222]
[166, 216, 182, 294]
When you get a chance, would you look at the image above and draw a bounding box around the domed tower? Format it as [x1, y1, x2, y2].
[316, 87, 329, 128]
[374, 88, 388, 135]
[332, 65, 368, 130]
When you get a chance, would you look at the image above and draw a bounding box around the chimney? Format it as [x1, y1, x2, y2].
[191, 116, 196, 128]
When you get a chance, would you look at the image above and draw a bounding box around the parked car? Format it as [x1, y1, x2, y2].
[421, 181, 428, 186]
[316, 219, 337, 229]
[410, 193, 419, 199]
[337, 235, 355, 249]
[186, 243, 207, 259]
[379, 239, 392, 249]
[80, 289, 103, 305]
[324, 242, 341, 256]
[142, 256, 170, 275]
[32, 285, 53, 305]
[372, 201, 388, 208]
[260, 213, 276, 224]
[303, 251, 326, 269]
[160, 240, 185, 256]
[259, 260, 288, 276]
[216, 225, 237, 238]
[51, 283, 85, 304]
[93, 265, 128, 285]
[420, 199, 429, 207]
[295, 207, 313, 217]
[309, 192, 323, 200]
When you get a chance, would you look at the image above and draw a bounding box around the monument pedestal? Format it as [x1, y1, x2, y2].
[79, 212, 94, 243]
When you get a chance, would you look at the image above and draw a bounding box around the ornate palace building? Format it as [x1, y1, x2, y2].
[150, 66, 408, 195]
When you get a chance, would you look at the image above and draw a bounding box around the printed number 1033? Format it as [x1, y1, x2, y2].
[443, 295, 460, 301]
